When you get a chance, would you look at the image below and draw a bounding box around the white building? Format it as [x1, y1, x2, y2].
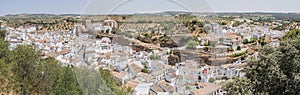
[95, 37, 112, 53]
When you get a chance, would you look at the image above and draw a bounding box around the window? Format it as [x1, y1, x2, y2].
[102, 46, 108, 50]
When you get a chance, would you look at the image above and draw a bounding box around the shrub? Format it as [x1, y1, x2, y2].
[243, 39, 249, 44]
[209, 77, 216, 83]
[229, 51, 247, 57]
[227, 47, 234, 52]
[144, 33, 152, 37]
[186, 85, 191, 90]
[186, 40, 198, 48]
[142, 68, 149, 73]
[237, 46, 241, 50]
[150, 54, 160, 60]
[204, 42, 210, 46]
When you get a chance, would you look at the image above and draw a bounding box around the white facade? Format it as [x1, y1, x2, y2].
[95, 37, 112, 53]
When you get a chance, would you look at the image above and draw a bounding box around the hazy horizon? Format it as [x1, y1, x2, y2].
[3, 11, 300, 16]
[1, 0, 300, 16]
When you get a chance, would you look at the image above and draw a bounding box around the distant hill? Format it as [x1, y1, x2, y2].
[3, 11, 300, 17]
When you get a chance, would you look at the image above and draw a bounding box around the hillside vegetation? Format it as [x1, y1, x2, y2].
[224, 29, 300, 94]
[0, 38, 128, 95]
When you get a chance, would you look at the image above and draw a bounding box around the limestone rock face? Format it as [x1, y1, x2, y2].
[168, 50, 181, 65]
[168, 54, 181, 66]
[137, 33, 178, 48]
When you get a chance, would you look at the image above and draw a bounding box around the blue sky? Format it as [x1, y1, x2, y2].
[1, 0, 300, 15]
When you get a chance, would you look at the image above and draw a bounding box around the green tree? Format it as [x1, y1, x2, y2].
[232, 21, 243, 27]
[237, 46, 241, 50]
[53, 66, 83, 95]
[11, 45, 39, 94]
[223, 77, 253, 95]
[186, 40, 198, 48]
[0, 59, 12, 93]
[142, 68, 149, 73]
[144, 33, 152, 37]
[258, 37, 266, 46]
[243, 39, 249, 44]
[99, 68, 131, 95]
[282, 29, 300, 40]
[0, 30, 6, 39]
[0, 39, 84, 94]
[150, 54, 161, 60]
[227, 47, 234, 52]
[245, 47, 286, 94]
[185, 85, 191, 90]
[208, 77, 216, 83]
[224, 29, 300, 94]
[0, 38, 9, 60]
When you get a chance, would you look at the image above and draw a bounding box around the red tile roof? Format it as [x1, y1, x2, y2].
[59, 49, 70, 55]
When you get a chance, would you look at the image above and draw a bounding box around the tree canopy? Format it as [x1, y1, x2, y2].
[0, 38, 131, 95]
[0, 40, 84, 94]
[224, 29, 300, 94]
